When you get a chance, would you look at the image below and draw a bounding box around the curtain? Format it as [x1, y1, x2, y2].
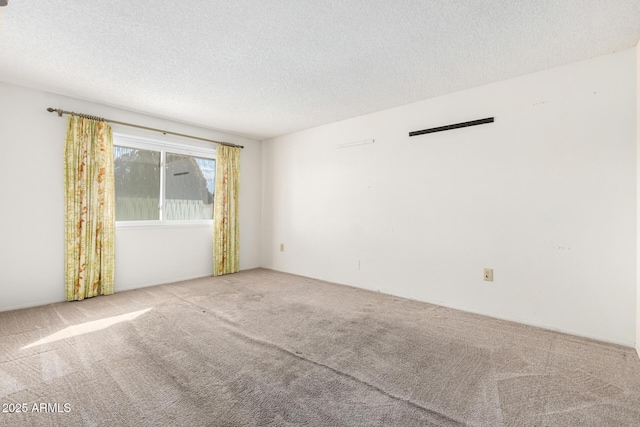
[64, 116, 116, 300]
[213, 145, 240, 275]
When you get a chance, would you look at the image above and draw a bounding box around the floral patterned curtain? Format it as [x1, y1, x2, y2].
[64, 116, 115, 300]
[213, 145, 240, 275]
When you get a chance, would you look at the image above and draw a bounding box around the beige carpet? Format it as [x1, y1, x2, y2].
[1, 268, 639, 426]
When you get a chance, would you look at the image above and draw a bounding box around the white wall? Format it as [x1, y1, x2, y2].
[636, 39, 640, 357]
[0, 82, 262, 311]
[262, 48, 637, 346]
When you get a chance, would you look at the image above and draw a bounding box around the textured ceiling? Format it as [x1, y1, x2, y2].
[0, 1, 639, 140]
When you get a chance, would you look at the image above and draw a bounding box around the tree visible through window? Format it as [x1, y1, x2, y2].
[114, 146, 161, 221]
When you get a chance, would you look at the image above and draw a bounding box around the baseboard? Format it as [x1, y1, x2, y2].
[115, 268, 259, 292]
[114, 274, 213, 292]
[420, 298, 636, 349]
[0, 297, 66, 313]
[263, 267, 636, 349]
[0, 268, 260, 314]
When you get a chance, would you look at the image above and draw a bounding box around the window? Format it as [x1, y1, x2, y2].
[114, 134, 216, 224]
[114, 146, 161, 221]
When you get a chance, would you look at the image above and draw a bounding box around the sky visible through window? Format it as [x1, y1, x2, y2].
[196, 157, 215, 194]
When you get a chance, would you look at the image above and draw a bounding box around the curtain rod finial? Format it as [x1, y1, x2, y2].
[46, 107, 63, 117]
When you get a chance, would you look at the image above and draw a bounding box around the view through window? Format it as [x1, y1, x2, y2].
[114, 135, 216, 223]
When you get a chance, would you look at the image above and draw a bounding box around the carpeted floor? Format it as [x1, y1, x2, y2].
[0, 268, 639, 426]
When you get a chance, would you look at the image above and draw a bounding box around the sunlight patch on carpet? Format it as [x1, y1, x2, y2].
[22, 308, 153, 350]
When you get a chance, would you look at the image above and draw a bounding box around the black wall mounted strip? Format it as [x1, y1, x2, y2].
[409, 117, 494, 137]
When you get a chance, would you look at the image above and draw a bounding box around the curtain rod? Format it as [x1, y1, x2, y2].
[46, 107, 244, 149]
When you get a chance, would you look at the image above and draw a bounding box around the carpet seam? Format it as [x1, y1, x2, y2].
[169, 292, 467, 427]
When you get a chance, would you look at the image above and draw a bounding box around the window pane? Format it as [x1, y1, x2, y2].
[114, 146, 161, 221]
[165, 153, 215, 220]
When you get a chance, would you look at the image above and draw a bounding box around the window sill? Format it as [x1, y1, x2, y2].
[116, 220, 213, 229]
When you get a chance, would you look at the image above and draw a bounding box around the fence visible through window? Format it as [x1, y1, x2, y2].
[114, 138, 216, 223]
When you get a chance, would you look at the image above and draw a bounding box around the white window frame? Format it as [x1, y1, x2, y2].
[114, 133, 216, 227]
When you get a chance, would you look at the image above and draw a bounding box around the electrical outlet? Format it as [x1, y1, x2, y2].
[483, 268, 493, 282]
[280, 243, 284, 252]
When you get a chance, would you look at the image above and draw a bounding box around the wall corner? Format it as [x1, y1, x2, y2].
[636, 38, 640, 359]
